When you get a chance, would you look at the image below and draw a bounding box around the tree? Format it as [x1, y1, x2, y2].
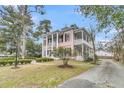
[79, 6, 124, 43]
[80, 6, 124, 31]
[0, 6, 24, 68]
[79, 5, 124, 62]
[97, 42, 105, 51]
[33, 19, 52, 40]
[0, 5, 45, 68]
[26, 38, 42, 57]
[108, 33, 124, 62]
[0, 5, 45, 58]
[53, 47, 72, 66]
[88, 25, 98, 63]
[17, 5, 45, 58]
[70, 24, 78, 29]
[0, 31, 6, 52]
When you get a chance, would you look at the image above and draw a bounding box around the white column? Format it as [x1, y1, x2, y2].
[71, 30, 74, 55]
[56, 33, 59, 48]
[52, 34, 53, 50]
[63, 33, 65, 42]
[82, 30, 84, 60]
[82, 30, 84, 42]
[46, 36, 48, 57]
[51, 34, 54, 57]
[42, 38, 44, 57]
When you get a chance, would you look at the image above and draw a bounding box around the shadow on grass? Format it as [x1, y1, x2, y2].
[57, 65, 74, 69]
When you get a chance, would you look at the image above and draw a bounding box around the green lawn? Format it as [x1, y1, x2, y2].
[0, 60, 95, 88]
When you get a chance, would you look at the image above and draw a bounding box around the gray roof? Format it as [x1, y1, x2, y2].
[42, 27, 89, 37]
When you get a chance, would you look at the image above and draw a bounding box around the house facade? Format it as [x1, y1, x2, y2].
[42, 27, 93, 61]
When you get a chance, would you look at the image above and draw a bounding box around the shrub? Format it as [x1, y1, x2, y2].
[8, 60, 14, 66]
[0, 60, 7, 66]
[19, 60, 25, 64]
[19, 59, 32, 64]
[36, 58, 54, 63]
[19, 57, 37, 60]
[42, 58, 48, 62]
[85, 58, 93, 62]
[0, 57, 15, 66]
[35, 58, 42, 62]
[0, 57, 53, 67]
[2, 62, 7, 66]
[0, 58, 32, 66]
[0, 60, 14, 66]
[43, 58, 54, 62]
[0, 57, 15, 60]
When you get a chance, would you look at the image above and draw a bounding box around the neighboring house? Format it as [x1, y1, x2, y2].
[96, 50, 113, 58]
[42, 27, 93, 61]
[96, 40, 114, 59]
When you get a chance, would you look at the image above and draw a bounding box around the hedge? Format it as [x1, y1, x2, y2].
[19, 57, 37, 60]
[0, 57, 15, 60]
[35, 58, 54, 62]
[0, 60, 14, 66]
[19, 59, 32, 64]
[0, 57, 54, 66]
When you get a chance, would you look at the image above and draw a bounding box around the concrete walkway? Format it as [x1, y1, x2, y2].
[58, 59, 124, 88]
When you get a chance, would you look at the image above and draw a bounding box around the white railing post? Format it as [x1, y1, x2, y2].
[82, 30, 84, 60]
[51, 34, 53, 57]
[56, 33, 59, 48]
[42, 38, 44, 57]
[71, 30, 74, 56]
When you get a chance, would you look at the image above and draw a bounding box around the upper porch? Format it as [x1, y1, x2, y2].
[42, 28, 92, 49]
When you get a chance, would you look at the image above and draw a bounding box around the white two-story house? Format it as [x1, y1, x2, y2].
[42, 27, 93, 61]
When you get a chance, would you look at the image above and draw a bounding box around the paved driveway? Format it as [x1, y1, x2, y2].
[58, 59, 124, 88]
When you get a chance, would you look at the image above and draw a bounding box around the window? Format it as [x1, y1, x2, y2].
[47, 50, 52, 56]
[83, 32, 90, 42]
[65, 33, 70, 42]
[43, 37, 46, 46]
[83, 32, 87, 41]
[48, 37, 52, 44]
[59, 34, 63, 43]
[44, 51, 46, 56]
[43, 40, 46, 45]
[74, 32, 82, 40]
[83, 44, 90, 58]
[53, 35, 56, 42]
[53, 35, 57, 46]
[86, 35, 90, 42]
[74, 45, 82, 56]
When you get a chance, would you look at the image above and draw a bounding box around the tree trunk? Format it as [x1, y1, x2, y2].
[14, 45, 18, 68]
[21, 25, 26, 59]
[92, 39, 96, 64]
[20, 5, 28, 59]
[123, 54, 124, 63]
[121, 51, 124, 63]
[63, 59, 68, 66]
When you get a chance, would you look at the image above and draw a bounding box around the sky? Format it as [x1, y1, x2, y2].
[31, 5, 117, 43]
[31, 5, 91, 30]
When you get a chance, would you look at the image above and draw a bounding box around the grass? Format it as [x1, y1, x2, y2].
[0, 60, 95, 88]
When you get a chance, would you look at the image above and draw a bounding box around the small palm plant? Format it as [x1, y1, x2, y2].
[53, 47, 72, 66]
